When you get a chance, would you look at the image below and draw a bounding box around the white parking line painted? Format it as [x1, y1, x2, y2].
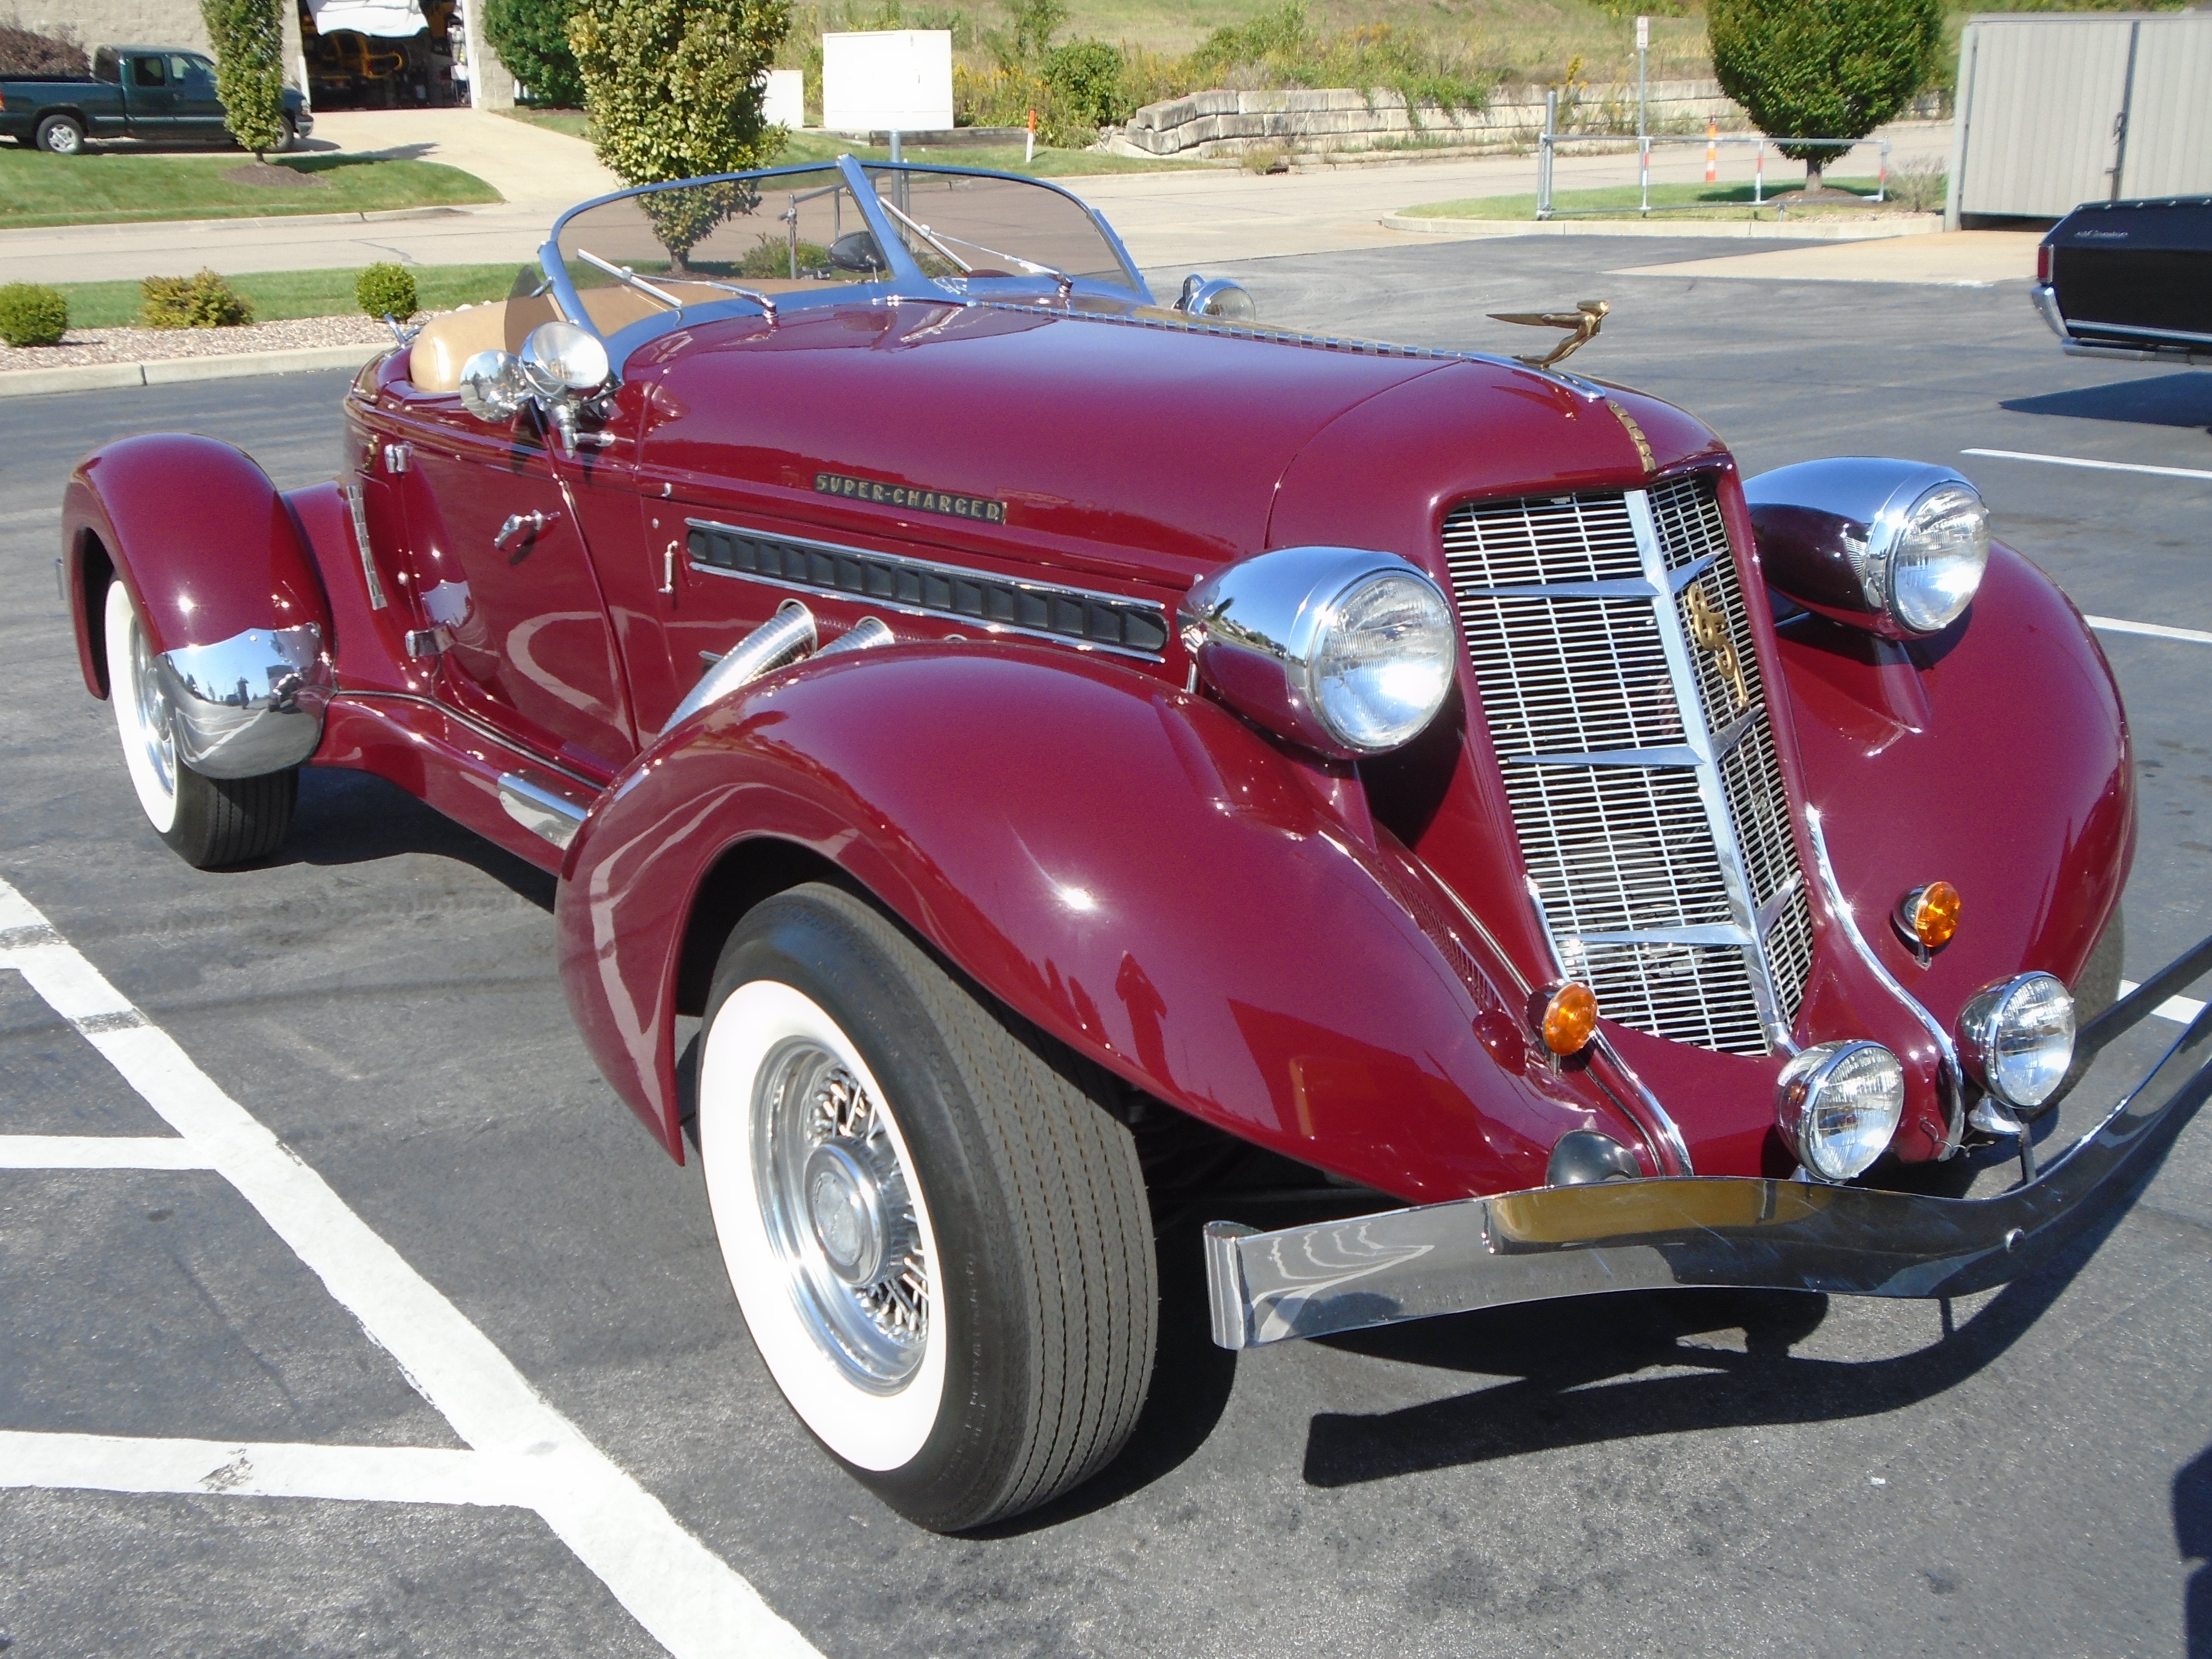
[1961, 448, 2212, 483]
[2118, 981, 2207, 1026]
[0, 886, 822, 1659]
[0, 1134, 212, 1169]
[2087, 617, 2212, 646]
[0, 1431, 537, 1508]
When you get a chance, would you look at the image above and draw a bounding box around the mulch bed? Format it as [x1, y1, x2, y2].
[0, 312, 398, 370]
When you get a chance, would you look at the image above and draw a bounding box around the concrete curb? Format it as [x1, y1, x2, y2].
[1382, 213, 1943, 240]
[0, 342, 388, 399]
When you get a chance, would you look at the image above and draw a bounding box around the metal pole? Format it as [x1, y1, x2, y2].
[1539, 88, 1557, 219]
[1754, 141, 1763, 206]
[888, 130, 902, 162]
[1636, 15, 1648, 144]
[1877, 139, 1888, 203]
[1640, 137, 1650, 216]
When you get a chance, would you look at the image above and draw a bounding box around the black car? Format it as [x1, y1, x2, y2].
[2034, 196, 2212, 366]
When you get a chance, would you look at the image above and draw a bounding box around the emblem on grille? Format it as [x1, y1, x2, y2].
[1685, 580, 1751, 713]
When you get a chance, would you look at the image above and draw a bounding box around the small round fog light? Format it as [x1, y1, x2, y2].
[1537, 982, 1598, 1057]
[1959, 971, 2074, 1110]
[1777, 1040, 1905, 1182]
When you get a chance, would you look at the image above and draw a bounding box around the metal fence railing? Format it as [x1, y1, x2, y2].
[1532, 88, 1892, 220]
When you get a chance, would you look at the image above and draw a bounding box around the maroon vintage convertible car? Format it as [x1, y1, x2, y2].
[60, 159, 2212, 1532]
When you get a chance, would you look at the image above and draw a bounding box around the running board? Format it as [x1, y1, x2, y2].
[498, 772, 591, 850]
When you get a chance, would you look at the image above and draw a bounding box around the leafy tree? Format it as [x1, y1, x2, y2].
[1709, 0, 1941, 194]
[199, 0, 288, 158]
[0, 20, 88, 75]
[1041, 40, 1126, 129]
[569, 0, 792, 266]
[484, 0, 584, 106]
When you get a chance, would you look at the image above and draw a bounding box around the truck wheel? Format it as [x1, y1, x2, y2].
[103, 582, 296, 870]
[35, 115, 84, 155]
[278, 115, 298, 152]
[698, 883, 1157, 1532]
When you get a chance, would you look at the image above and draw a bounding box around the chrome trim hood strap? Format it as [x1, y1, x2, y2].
[1805, 804, 1966, 1154]
[1203, 934, 2212, 1348]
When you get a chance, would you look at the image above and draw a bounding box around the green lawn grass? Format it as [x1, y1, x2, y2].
[501, 106, 591, 141]
[0, 149, 501, 230]
[52, 263, 532, 330]
[1402, 176, 1910, 222]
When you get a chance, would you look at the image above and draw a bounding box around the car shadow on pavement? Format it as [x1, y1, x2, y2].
[2178, 1444, 2212, 1659]
[281, 765, 556, 911]
[1298, 1122, 2183, 1490]
[2000, 371, 2212, 433]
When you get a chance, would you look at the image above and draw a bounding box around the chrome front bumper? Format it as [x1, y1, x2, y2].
[1204, 935, 2212, 1349]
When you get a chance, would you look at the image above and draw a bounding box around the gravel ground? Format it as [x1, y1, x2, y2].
[0, 312, 395, 371]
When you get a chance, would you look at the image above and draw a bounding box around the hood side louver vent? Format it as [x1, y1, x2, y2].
[1443, 474, 1815, 1057]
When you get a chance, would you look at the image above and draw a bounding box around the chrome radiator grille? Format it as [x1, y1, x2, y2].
[1443, 474, 1814, 1055]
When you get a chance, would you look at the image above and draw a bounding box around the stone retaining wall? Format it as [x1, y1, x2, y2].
[1110, 81, 1750, 159]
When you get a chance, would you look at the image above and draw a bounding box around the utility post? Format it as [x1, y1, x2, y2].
[1636, 15, 1649, 142]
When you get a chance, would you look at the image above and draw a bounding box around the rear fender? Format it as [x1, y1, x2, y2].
[556, 644, 1638, 1200]
[64, 434, 333, 699]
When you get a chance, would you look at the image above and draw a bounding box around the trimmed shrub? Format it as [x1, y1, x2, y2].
[0, 19, 88, 75]
[199, 0, 289, 157]
[356, 262, 420, 321]
[485, 0, 584, 106]
[568, 0, 793, 264]
[139, 270, 256, 329]
[1710, 0, 1942, 191]
[1042, 40, 1127, 131]
[0, 283, 69, 347]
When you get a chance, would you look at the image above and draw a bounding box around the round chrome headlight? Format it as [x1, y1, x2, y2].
[1887, 481, 1988, 633]
[1182, 546, 1457, 759]
[1958, 972, 2074, 1110]
[1776, 1040, 1905, 1182]
[1307, 571, 1455, 752]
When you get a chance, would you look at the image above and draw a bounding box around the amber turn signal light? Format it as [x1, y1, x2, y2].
[1898, 881, 1962, 951]
[1537, 981, 1599, 1056]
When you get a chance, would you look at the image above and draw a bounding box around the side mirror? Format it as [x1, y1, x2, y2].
[458, 349, 526, 422]
[1176, 274, 1255, 322]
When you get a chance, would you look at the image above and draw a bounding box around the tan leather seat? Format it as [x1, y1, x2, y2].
[406, 279, 821, 392]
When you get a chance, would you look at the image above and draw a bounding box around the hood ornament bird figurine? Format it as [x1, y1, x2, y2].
[1489, 298, 1610, 369]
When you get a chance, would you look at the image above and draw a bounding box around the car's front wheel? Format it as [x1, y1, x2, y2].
[699, 883, 1157, 1532]
[104, 581, 297, 869]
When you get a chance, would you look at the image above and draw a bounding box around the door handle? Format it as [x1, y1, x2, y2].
[493, 510, 557, 552]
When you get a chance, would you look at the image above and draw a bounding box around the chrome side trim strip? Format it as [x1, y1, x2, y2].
[1203, 939, 2212, 1347]
[1579, 924, 1755, 948]
[1805, 804, 1966, 1155]
[498, 772, 589, 850]
[1461, 577, 1660, 601]
[1592, 1033, 1694, 1176]
[1519, 744, 1703, 770]
[342, 482, 388, 611]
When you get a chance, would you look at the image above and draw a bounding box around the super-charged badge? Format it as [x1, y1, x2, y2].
[815, 470, 1007, 524]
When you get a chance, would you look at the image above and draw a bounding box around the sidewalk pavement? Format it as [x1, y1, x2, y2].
[1611, 229, 2039, 288]
[0, 116, 1953, 288]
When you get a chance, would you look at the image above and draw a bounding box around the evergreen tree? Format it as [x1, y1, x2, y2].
[1710, 0, 1941, 194]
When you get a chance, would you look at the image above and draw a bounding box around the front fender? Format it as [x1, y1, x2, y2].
[64, 434, 332, 698]
[556, 645, 1627, 1200]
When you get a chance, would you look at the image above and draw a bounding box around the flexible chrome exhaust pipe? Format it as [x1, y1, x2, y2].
[660, 606, 896, 735]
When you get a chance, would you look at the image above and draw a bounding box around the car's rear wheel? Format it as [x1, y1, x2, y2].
[699, 883, 1156, 1532]
[104, 581, 296, 869]
[35, 114, 84, 155]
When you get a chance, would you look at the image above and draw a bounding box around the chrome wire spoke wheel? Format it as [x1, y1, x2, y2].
[104, 580, 180, 834]
[700, 975, 948, 1473]
[754, 1039, 930, 1391]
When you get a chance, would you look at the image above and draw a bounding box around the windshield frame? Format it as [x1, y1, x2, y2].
[539, 154, 1154, 366]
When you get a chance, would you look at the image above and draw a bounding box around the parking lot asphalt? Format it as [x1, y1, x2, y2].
[1, 234, 2209, 1659]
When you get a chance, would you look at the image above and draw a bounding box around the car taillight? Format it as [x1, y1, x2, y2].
[2037, 243, 2051, 284]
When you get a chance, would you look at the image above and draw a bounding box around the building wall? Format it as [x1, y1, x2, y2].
[23, 0, 307, 92]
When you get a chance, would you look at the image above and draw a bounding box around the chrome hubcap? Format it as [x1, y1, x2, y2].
[128, 614, 178, 803]
[754, 1039, 927, 1392]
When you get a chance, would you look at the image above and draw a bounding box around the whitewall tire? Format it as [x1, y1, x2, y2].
[698, 883, 1158, 1531]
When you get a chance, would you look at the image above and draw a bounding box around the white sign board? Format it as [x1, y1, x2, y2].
[1636, 15, 1649, 50]
[822, 31, 953, 133]
[759, 68, 804, 129]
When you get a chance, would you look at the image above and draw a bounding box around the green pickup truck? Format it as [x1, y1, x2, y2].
[1, 45, 312, 155]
